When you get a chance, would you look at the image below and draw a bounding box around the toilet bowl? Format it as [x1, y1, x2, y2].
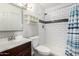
[31, 36, 51, 56]
[35, 45, 50, 55]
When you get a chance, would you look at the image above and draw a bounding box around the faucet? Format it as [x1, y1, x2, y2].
[8, 33, 15, 41]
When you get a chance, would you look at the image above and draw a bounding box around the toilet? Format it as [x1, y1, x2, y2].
[31, 36, 51, 56]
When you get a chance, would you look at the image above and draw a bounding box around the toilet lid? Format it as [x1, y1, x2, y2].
[35, 45, 50, 53]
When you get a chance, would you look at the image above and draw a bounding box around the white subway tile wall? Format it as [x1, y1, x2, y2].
[0, 31, 22, 38]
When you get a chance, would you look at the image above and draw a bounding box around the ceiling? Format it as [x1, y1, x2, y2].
[13, 3, 73, 10]
[39, 3, 60, 9]
[39, 3, 72, 9]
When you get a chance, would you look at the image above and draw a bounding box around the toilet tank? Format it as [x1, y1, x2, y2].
[31, 36, 39, 48]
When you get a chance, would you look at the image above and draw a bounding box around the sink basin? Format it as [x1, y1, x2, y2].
[14, 35, 30, 42]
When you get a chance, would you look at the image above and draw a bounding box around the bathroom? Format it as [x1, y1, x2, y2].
[0, 3, 79, 56]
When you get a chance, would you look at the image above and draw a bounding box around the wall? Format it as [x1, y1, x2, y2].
[43, 4, 75, 55]
[0, 31, 23, 43]
[35, 4, 46, 45]
[23, 3, 45, 20]
[44, 22, 68, 55]
[38, 23, 46, 45]
[0, 32, 15, 38]
[23, 23, 38, 38]
[33, 4, 45, 20]
[23, 3, 45, 40]
[45, 4, 74, 21]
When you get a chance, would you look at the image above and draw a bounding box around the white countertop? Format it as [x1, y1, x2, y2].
[0, 35, 31, 52]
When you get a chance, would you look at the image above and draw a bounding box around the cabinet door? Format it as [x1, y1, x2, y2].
[17, 42, 31, 56]
[17, 49, 31, 56]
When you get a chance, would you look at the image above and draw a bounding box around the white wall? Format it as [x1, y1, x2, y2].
[23, 3, 45, 38]
[45, 4, 74, 21]
[38, 23, 46, 45]
[40, 4, 75, 55]
[23, 23, 38, 38]
[44, 23, 68, 56]
[24, 4, 45, 20]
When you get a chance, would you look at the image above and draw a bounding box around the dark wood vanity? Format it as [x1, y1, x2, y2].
[0, 41, 31, 56]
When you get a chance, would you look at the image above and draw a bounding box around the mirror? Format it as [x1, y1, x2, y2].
[0, 3, 23, 31]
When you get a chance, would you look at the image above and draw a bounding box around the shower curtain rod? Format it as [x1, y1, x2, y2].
[39, 19, 68, 24]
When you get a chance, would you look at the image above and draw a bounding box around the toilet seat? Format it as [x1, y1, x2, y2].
[35, 45, 50, 55]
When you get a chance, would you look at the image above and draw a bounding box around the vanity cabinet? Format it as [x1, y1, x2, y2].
[0, 42, 31, 56]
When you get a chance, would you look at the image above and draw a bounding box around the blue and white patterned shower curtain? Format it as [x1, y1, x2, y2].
[65, 4, 79, 56]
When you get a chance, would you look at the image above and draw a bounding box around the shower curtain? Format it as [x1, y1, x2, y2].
[65, 4, 79, 56]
